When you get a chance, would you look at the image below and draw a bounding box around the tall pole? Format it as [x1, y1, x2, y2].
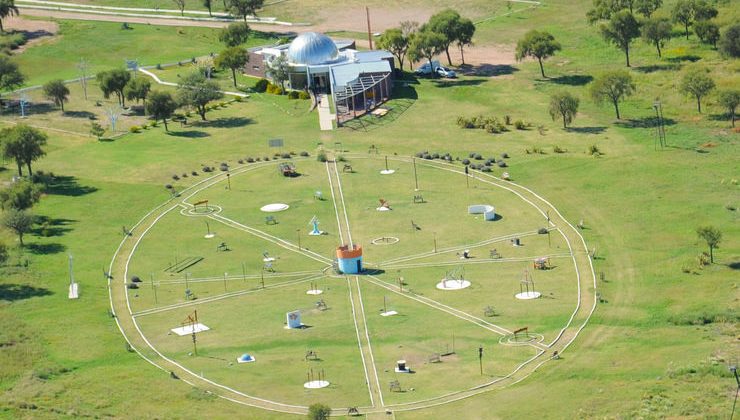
[68, 254, 74, 286]
[413, 158, 419, 191]
[478, 346, 483, 375]
[297, 229, 301, 249]
[261, 268, 265, 289]
[185, 272, 190, 290]
[242, 263, 246, 282]
[226, 173, 231, 190]
[151, 273, 158, 304]
[384, 155, 389, 171]
[366, 6, 373, 50]
[223, 272, 228, 292]
[433, 232, 437, 253]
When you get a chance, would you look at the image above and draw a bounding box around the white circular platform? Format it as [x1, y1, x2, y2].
[515, 291, 541, 300]
[371, 236, 399, 245]
[306, 289, 323, 295]
[260, 203, 289, 212]
[380, 169, 395, 175]
[376, 207, 391, 212]
[436, 280, 471, 290]
[304, 380, 330, 389]
[204, 233, 216, 239]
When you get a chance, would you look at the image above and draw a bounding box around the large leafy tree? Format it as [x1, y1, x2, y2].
[600, 10, 641, 67]
[424, 9, 462, 66]
[172, 0, 186, 16]
[146, 91, 178, 131]
[0, 0, 19, 33]
[515, 30, 562, 78]
[177, 72, 223, 120]
[2, 208, 33, 246]
[692, 0, 717, 22]
[671, 0, 695, 39]
[717, 89, 739, 127]
[219, 22, 250, 47]
[267, 54, 289, 92]
[696, 226, 722, 263]
[408, 30, 446, 77]
[399, 20, 419, 69]
[679, 68, 714, 113]
[203, 0, 213, 17]
[124, 77, 152, 108]
[718, 24, 740, 58]
[0, 55, 24, 94]
[587, 0, 632, 23]
[97, 69, 131, 107]
[1, 124, 47, 176]
[641, 17, 672, 57]
[590, 70, 635, 119]
[694, 20, 720, 48]
[215, 46, 248, 88]
[377, 28, 409, 72]
[229, 0, 263, 21]
[549, 91, 580, 128]
[0, 179, 42, 211]
[635, 0, 662, 18]
[42, 79, 69, 112]
[456, 18, 475, 66]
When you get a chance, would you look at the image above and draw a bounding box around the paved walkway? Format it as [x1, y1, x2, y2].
[317, 94, 335, 131]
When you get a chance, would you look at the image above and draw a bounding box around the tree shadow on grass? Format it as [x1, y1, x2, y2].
[195, 117, 254, 129]
[633, 63, 682, 73]
[549, 74, 594, 86]
[63, 110, 97, 119]
[46, 176, 97, 197]
[166, 130, 210, 138]
[665, 55, 701, 63]
[565, 126, 608, 134]
[459, 63, 519, 77]
[32, 216, 76, 237]
[614, 116, 677, 128]
[26, 243, 66, 255]
[727, 262, 740, 270]
[431, 78, 487, 88]
[0, 283, 52, 301]
[707, 113, 733, 123]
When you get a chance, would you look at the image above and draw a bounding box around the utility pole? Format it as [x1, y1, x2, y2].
[366, 6, 373, 50]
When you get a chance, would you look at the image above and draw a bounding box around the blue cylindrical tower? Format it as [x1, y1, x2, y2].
[336, 244, 363, 274]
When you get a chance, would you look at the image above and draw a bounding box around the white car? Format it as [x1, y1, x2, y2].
[436, 66, 457, 78]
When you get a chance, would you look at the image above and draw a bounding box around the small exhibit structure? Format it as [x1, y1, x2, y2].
[336, 244, 363, 274]
[236, 353, 255, 363]
[285, 310, 304, 329]
[171, 323, 210, 336]
[308, 216, 324, 236]
[437, 266, 471, 290]
[515, 269, 541, 300]
[260, 203, 289, 212]
[468, 204, 496, 221]
[395, 360, 411, 373]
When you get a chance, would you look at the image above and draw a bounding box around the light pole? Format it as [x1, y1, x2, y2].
[730, 365, 739, 420]
[412, 158, 419, 191]
[226, 173, 231, 190]
[297, 229, 301, 249]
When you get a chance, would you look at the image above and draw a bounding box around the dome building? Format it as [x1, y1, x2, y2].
[245, 32, 395, 126]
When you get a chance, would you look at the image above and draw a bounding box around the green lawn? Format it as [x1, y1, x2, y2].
[0, 1, 738, 418]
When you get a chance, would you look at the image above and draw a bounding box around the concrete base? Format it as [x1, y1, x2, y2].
[515, 291, 541, 300]
[436, 280, 471, 290]
[380, 169, 395, 175]
[380, 310, 398, 317]
[205, 233, 216, 239]
[306, 289, 323, 295]
[304, 380, 330, 389]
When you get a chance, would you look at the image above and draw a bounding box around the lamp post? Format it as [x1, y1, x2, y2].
[226, 173, 231, 190]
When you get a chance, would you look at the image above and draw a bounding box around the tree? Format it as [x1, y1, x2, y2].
[692, 0, 717, 22]
[267, 54, 289, 92]
[717, 89, 739, 127]
[215, 46, 248, 88]
[694, 20, 720, 48]
[146, 91, 178, 131]
[172, 0, 186, 16]
[229, 0, 263, 21]
[641, 17, 672, 57]
[0, 0, 19, 33]
[76, 58, 90, 100]
[408, 30, 446, 77]
[0, 242, 8, 266]
[670, 0, 716, 39]
[307, 403, 331, 420]
[203, 0, 213, 17]
[124, 77, 152, 108]
[1, 124, 47, 176]
[634, 0, 662, 18]
[0, 179, 42, 210]
[679, 68, 714, 113]
[399, 20, 419, 69]
[456, 18, 476, 66]
[42, 79, 70, 112]
[0, 55, 24, 94]
[696, 226, 721, 263]
[377, 28, 409, 72]
[90, 121, 105, 140]
[177, 72, 223, 120]
[2, 208, 33, 246]
[600, 10, 641, 67]
[590, 70, 635, 119]
[424, 9, 463, 66]
[515, 30, 562, 78]
[587, 0, 632, 23]
[718, 24, 740, 58]
[97, 69, 131, 107]
[219, 22, 250, 47]
[549, 91, 580, 128]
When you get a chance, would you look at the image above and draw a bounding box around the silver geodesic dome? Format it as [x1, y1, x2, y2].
[286, 32, 339, 65]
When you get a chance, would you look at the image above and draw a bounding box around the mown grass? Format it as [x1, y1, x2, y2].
[0, 0, 737, 417]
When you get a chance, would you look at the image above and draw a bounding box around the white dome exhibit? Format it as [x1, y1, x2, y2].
[287, 32, 340, 65]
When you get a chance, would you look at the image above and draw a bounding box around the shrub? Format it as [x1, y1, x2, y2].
[588, 144, 601, 156]
[263, 156, 270, 161]
[317, 152, 327, 162]
[336, 155, 347, 162]
[131, 276, 142, 283]
[246, 157, 254, 163]
[514, 120, 526, 130]
[191, 171, 198, 176]
[165, 184, 173, 189]
[287, 90, 300, 99]
[280, 153, 290, 159]
[129, 126, 141, 133]
[156, 63, 163, 70]
[238, 159, 244, 164]
[219, 163, 229, 171]
[553, 145, 566, 153]
[172, 175, 180, 181]
[485, 123, 500, 134]
[481, 166, 492, 172]
[298, 91, 311, 100]
[697, 252, 710, 267]
[202, 166, 212, 173]
[432, 153, 440, 159]
[468, 152, 476, 158]
[501, 153, 509, 159]
[462, 158, 471, 165]
[272, 86, 284, 95]
[504, 115, 512, 125]
[300, 151, 309, 157]
[423, 154, 433, 160]
[0, 242, 8, 266]
[538, 227, 549, 234]
[474, 154, 483, 160]
[308, 403, 331, 420]
[256, 157, 262, 161]
[182, 173, 188, 178]
[254, 78, 269, 93]
[497, 160, 508, 168]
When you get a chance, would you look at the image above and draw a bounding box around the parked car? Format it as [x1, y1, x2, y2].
[414, 61, 457, 78]
[436, 66, 457, 78]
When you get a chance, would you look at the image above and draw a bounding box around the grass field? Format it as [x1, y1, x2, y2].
[0, 0, 738, 418]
